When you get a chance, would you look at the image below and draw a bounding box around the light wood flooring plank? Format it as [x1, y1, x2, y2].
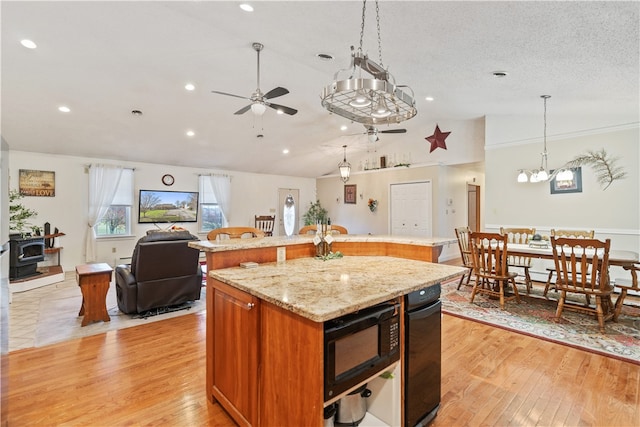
[7, 307, 640, 426]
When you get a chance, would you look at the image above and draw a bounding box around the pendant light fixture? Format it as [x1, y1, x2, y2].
[320, 0, 417, 126]
[517, 95, 574, 183]
[338, 145, 351, 183]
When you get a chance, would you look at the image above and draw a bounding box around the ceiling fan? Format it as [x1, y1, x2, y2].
[347, 125, 407, 143]
[211, 42, 297, 116]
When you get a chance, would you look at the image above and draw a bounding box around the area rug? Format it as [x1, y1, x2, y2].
[28, 275, 206, 349]
[441, 279, 640, 365]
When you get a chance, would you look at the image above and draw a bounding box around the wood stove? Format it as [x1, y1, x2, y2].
[9, 235, 45, 280]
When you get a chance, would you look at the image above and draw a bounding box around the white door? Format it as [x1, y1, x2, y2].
[390, 181, 432, 237]
[277, 188, 299, 236]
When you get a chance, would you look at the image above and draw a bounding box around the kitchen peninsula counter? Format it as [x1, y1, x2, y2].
[190, 235, 464, 427]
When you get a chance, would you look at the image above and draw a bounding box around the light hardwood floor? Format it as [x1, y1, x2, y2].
[8, 309, 639, 426]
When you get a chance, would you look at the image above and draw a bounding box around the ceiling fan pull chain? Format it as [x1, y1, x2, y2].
[256, 44, 261, 94]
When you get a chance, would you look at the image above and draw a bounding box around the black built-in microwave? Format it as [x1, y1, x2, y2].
[324, 300, 401, 401]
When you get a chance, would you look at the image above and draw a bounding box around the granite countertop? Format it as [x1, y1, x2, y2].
[209, 256, 465, 322]
[190, 234, 457, 252]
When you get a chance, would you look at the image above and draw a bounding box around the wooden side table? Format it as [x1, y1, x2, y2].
[76, 263, 113, 327]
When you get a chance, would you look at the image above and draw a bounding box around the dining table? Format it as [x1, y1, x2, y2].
[507, 242, 639, 319]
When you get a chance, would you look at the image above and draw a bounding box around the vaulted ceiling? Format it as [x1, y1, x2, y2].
[2, 1, 638, 178]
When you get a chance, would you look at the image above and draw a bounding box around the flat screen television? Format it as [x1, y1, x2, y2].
[138, 189, 199, 223]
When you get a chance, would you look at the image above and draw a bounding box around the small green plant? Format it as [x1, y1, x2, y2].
[9, 190, 40, 236]
[302, 200, 328, 225]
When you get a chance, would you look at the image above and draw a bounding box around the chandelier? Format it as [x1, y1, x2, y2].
[517, 95, 574, 183]
[320, 0, 417, 126]
[338, 145, 351, 183]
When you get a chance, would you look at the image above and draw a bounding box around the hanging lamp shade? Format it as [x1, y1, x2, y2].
[338, 145, 351, 183]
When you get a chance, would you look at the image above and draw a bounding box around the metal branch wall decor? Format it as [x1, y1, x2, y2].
[563, 149, 627, 191]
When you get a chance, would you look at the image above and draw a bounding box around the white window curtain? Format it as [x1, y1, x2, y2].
[85, 164, 124, 262]
[200, 174, 231, 225]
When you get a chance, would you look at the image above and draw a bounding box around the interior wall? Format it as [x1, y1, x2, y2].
[484, 123, 639, 279]
[8, 151, 316, 272]
[315, 162, 485, 261]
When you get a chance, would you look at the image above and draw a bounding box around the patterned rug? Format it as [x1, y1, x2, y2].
[441, 278, 640, 365]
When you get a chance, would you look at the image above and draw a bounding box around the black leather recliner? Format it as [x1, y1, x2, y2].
[115, 231, 202, 314]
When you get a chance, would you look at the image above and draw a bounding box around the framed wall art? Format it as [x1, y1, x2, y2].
[19, 169, 55, 197]
[550, 167, 582, 195]
[344, 184, 357, 204]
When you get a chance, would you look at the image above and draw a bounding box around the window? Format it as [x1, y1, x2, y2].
[95, 169, 134, 237]
[199, 175, 229, 232]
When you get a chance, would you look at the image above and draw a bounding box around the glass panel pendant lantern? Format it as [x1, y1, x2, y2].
[338, 145, 351, 183]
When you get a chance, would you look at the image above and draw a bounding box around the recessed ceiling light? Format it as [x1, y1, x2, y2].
[492, 71, 508, 78]
[283, 149, 289, 154]
[58, 106, 70, 113]
[425, 96, 434, 102]
[239, 4, 254, 12]
[316, 53, 334, 61]
[340, 125, 348, 131]
[20, 39, 37, 49]
[186, 130, 195, 137]
[185, 83, 195, 91]
[276, 109, 284, 115]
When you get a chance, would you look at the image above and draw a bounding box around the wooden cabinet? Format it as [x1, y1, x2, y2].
[212, 281, 259, 427]
[210, 279, 324, 427]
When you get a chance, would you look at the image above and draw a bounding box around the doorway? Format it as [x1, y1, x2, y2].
[390, 181, 432, 237]
[277, 188, 299, 236]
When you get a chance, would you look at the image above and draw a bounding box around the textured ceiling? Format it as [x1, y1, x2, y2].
[2, 1, 638, 178]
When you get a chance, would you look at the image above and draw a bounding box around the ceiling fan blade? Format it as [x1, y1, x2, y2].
[379, 129, 407, 134]
[211, 90, 250, 100]
[264, 87, 289, 99]
[234, 105, 252, 115]
[266, 102, 298, 116]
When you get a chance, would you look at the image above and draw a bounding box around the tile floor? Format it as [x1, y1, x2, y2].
[9, 271, 206, 352]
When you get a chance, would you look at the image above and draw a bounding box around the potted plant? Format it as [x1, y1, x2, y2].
[9, 189, 40, 237]
[302, 200, 328, 225]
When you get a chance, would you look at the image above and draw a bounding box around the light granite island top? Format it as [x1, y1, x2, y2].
[209, 255, 464, 322]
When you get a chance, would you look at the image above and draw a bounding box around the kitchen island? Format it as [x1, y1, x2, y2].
[190, 235, 464, 427]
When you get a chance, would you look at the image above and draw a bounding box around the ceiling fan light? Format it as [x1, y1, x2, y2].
[251, 102, 267, 116]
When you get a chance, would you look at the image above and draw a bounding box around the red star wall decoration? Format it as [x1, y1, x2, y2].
[425, 125, 451, 153]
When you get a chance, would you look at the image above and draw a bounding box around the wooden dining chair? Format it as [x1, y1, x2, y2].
[454, 227, 474, 289]
[299, 224, 348, 235]
[551, 236, 613, 333]
[500, 227, 536, 294]
[613, 263, 639, 321]
[469, 231, 521, 310]
[254, 215, 275, 236]
[543, 229, 595, 298]
[207, 226, 265, 241]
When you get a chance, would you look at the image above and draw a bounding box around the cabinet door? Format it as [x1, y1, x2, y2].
[212, 283, 259, 427]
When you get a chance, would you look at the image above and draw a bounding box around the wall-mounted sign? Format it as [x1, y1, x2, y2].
[19, 169, 55, 197]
